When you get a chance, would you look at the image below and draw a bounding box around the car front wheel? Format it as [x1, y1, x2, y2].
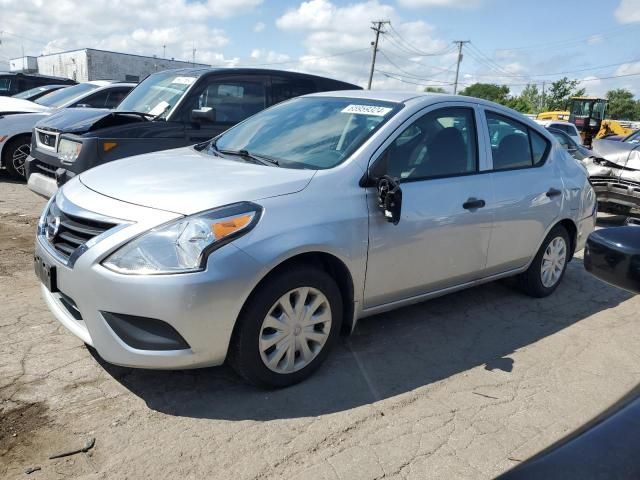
[3, 135, 31, 180]
[229, 265, 343, 388]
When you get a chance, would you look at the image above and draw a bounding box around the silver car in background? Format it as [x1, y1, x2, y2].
[34, 91, 597, 387]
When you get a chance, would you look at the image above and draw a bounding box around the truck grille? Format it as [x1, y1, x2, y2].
[45, 201, 117, 260]
[35, 128, 59, 151]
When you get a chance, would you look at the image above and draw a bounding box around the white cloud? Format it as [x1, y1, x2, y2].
[587, 34, 604, 45]
[272, 0, 459, 89]
[254, 21, 266, 32]
[0, 0, 258, 67]
[397, 0, 481, 8]
[615, 0, 640, 24]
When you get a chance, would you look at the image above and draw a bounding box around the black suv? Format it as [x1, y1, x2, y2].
[0, 73, 76, 96]
[25, 68, 360, 197]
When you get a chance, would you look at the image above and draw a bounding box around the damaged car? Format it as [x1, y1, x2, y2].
[0, 81, 134, 179]
[25, 67, 360, 198]
[586, 137, 640, 215]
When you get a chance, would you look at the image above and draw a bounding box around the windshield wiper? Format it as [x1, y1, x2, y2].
[217, 147, 280, 167]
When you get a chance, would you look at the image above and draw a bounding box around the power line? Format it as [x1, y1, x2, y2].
[494, 23, 639, 52]
[386, 23, 455, 57]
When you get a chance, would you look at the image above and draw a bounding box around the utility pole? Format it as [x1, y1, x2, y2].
[452, 40, 470, 95]
[541, 81, 546, 111]
[162, 44, 166, 59]
[192, 43, 196, 66]
[367, 20, 390, 90]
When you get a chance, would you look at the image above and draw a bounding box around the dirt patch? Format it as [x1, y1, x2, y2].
[0, 213, 38, 277]
[0, 401, 49, 454]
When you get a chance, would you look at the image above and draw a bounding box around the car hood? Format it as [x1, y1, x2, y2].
[0, 97, 50, 115]
[79, 147, 317, 215]
[37, 107, 147, 134]
[591, 139, 640, 170]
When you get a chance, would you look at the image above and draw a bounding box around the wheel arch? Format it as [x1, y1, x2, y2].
[236, 251, 356, 338]
[557, 218, 578, 261]
[1, 132, 32, 168]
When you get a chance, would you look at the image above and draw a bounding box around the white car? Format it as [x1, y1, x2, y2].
[0, 81, 134, 179]
[535, 120, 582, 145]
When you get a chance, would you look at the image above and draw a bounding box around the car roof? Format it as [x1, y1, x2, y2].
[145, 67, 360, 87]
[304, 90, 544, 113]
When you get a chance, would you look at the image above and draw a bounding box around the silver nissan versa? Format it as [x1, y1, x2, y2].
[35, 91, 597, 387]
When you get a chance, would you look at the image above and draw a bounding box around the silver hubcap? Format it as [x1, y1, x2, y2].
[12, 143, 30, 177]
[541, 236, 567, 288]
[259, 287, 332, 374]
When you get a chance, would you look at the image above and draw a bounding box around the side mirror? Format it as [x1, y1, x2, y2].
[584, 226, 640, 294]
[377, 175, 402, 225]
[191, 107, 216, 123]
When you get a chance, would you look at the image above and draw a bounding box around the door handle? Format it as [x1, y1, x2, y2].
[463, 198, 486, 210]
[546, 188, 562, 198]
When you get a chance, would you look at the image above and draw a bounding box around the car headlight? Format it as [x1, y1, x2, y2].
[102, 202, 262, 275]
[58, 138, 82, 163]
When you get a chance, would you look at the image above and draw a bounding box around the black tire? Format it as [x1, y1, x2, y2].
[3, 135, 31, 180]
[518, 224, 570, 298]
[228, 265, 343, 388]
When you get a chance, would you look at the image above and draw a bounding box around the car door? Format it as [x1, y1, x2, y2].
[364, 103, 494, 308]
[182, 75, 269, 144]
[482, 110, 562, 275]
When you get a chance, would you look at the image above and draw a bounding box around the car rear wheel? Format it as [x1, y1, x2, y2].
[228, 265, 343, 388]
[518, 225, 570, 298]
[3, 135, 31, 180]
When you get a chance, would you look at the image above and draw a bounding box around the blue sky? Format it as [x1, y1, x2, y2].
[1, 0, 639, 96]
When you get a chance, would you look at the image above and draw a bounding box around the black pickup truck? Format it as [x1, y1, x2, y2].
[25, 67, 360, 197]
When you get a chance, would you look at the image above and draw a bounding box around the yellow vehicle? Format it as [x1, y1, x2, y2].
[537, 97, 636, 147]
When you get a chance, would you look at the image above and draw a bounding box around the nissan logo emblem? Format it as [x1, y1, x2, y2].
[45, 216, 61, 241]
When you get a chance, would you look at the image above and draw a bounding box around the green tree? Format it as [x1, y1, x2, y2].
[459, 83, 510, 105]
[424, 86, 446, 93]
[517, 84, 542, 114]
[546, 77, 586, 111]
[606, 89, 639, 120]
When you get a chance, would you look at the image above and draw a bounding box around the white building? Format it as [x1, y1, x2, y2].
[10, 48, 208, 82]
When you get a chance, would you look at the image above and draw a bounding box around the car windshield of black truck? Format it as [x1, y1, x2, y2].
[116, 71, 196, 118]
[36, 83, 99, 108]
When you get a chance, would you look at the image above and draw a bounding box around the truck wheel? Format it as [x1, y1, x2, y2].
[228, 265, 343, 388]
[3, 135, 31, 180]
[518, 225, 570, 298]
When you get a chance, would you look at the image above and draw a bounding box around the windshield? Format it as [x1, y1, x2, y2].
[213, 97, 399, 169]
[116, 71, 197, 117]
[12, 86, 51, 99]
[35, 83, 99, 108]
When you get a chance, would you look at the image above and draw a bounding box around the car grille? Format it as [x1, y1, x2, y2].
[45, 201, 117, 261]
[31, 159, 57, 178]
[35, 128, 59, 150]
[590, 176, 640, 189]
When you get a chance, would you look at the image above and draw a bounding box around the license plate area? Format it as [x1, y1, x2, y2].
[34, 255, 58, 293]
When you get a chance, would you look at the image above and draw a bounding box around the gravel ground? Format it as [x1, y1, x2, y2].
[1, 175, 639, 479]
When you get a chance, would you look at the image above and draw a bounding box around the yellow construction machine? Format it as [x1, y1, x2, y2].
[537, 97, 636, 147]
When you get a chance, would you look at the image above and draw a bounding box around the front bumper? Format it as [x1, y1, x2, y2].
[590, 177, 640, 210]
[35, 186, 262, 369]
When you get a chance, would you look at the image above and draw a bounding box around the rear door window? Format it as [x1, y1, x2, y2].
[271, 76, 316, 105]
[192, 78, 267, 125]
[486, 111, 550, 170]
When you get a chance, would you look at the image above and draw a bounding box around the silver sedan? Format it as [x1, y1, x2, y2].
[35, 91, 597, 387]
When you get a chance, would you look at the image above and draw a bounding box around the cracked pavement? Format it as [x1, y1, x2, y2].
[1, 174, 639, 479]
